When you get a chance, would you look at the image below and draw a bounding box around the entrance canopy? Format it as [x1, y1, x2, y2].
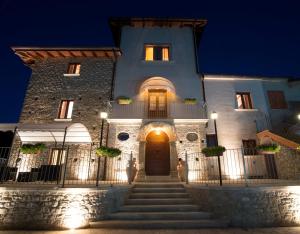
[17, 123, 92, 143]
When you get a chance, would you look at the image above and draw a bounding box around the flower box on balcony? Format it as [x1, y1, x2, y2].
[202, 146, 226, 157]
[117, 96, 132, 105]
[256, 144, 281, 154]
[184, 98, 197, 105]
[20, 143, 47, 154]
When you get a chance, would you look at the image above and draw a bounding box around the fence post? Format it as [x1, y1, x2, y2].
[61, 146, 70, 188]
[185, 151, 189, 184]
[128, 151, 133, 185]
[96, 156, 101, 187]
[241, 146, 249, 187]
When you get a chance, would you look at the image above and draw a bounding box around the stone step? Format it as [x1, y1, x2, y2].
[134, 183, 184, 188]
[90, 219, 228, 229]
[132, 188, 186, 193]
[108, 211, 211, 220]
[120, 204, 200, 212]
[130, 192, 189, 199]
[126, 198, 193, 205]
[136, 176, 180, 183]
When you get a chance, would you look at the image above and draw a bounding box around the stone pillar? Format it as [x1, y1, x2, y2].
[136, 141, 146, 181]
[169, 141, 179, 178]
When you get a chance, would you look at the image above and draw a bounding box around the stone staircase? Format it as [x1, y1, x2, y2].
[90, 183, 228, 229]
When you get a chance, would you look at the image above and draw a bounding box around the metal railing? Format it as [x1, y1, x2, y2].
[0, 145, 135, 187]
[110, 101, 206, 119]
[185, 147, 300, 186]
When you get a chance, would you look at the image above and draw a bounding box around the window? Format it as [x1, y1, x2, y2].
[242, 139, 257, 155]
[117, 132, 129, 141]
[267, 91, 287, 109]
[49, 148, 66, 165]
[186, 133, 198, 142]
[148, 90, 167, 118]
[67, 63, 81, 74]
[236, 92, 253, 109]
[58, 100, 74, 119]
[145, 45, 169, 61]
[206, 134, 217, 147]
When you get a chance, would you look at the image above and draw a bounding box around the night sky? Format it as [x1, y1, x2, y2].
[0, 0, 299, 123]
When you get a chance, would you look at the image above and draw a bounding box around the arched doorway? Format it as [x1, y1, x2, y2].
[145, 130, 170, 175]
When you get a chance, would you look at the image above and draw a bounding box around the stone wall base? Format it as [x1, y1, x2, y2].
[0, 186, 130, 230]
[186, 185, 300, 227]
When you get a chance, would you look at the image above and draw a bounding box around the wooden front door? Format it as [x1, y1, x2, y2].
[148, 90, 167, 118]
[145, 131, 170, 175]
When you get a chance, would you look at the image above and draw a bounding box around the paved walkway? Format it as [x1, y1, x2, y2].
[1, 228, 300, 234]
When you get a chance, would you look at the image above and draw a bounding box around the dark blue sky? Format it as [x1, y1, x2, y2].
[0, 0, 299, 123]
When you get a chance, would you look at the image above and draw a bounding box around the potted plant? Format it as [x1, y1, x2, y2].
[256, 144, 281, 154]
[201, 146, 226, 157]
[184, 98, 197, 105]
[96, 146, 122, 158]
[117, 96, 132, 105]
[20, 143, 47, 154]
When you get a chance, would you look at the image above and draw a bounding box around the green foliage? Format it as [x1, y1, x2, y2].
[184, 98, 197, 104]
[96, 146, 122, 158]
[118, 96, 132, 104]
[256, 144, 281, 153]
[20, 143, 47, 154]
[201, 146, 226, 157]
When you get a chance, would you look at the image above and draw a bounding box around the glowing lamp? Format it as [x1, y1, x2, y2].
[211, 111, 218, 120]
[100, 112, 108, 119]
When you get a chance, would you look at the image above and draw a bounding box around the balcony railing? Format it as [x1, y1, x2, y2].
[110, 101, 206, 119]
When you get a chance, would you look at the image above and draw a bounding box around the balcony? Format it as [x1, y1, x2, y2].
[110, 101, 207, 120]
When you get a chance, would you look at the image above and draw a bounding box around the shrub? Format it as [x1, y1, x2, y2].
[20, 143, 47, 154]
[202, 146, 226, 157]
[96, 146, 122, 158]
[256, 144, 281, 153]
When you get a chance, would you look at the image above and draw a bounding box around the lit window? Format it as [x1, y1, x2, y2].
[67, 63, 81, 74]
[49, 148, 66, 165]
[236, 92, 253, 109]
[145, 47, 154, 61]
[145, 45, 169, 61]
[58, 100, 74, 119]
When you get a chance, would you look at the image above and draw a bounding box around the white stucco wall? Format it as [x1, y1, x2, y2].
[204, 75, 270, 149]
[113, 26, 203, 102]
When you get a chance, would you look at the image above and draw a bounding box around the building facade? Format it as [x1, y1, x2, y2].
[4, 18, 300, 183]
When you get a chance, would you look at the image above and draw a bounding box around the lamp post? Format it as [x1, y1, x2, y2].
[99, 112, 108, 146]
[96, 111, 108, 186]
[211, 111, 222, 186]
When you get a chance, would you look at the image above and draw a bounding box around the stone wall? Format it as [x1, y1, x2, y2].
[275, 147, 300, 180]
[186, 185, 300, 227]
[0, 186, 130, 230]
[19, 57, 114, 142]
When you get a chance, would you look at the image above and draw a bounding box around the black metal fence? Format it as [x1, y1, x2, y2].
[185, 147, 300, 186]
[0, 145, 134, 187]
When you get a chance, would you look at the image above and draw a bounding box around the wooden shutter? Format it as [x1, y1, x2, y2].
[267, 91, 287, 109]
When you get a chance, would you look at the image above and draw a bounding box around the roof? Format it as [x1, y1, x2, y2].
[203, 74, 289, 82]
[109, 17, 207, 46]
[12, 47, 121, 65]
[257, 130, 299, 149]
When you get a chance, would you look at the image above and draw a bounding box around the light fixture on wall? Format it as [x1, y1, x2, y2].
[155, 128, 161, 135]
[297, 113, 300, 120]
